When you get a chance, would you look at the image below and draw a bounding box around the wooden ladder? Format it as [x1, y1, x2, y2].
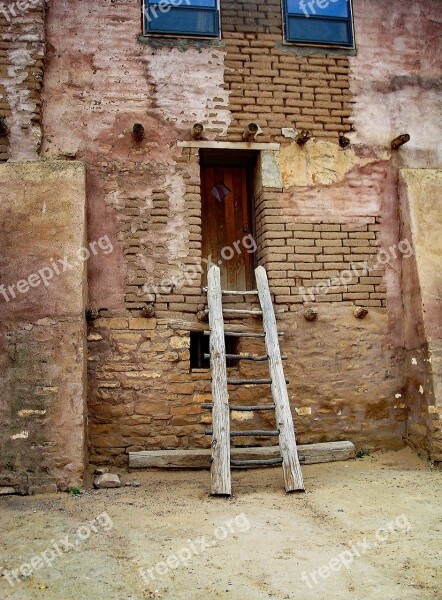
[204, 265, 304, 496]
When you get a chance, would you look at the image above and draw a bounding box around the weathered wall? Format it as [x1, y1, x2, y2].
[0, 161, 87, 493]
[399, 169, 442, 464]
[350, 0, 442, 167]
[36, 0, 442, 467]
[0, 0, 45, 161]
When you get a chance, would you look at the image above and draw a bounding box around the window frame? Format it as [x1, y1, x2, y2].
[142, 0, 221, 40]
[282, 0, 355, 49]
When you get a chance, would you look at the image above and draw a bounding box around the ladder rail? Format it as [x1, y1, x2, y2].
[204, 265, 304, 495]
[255, 266, 305, 492]
[207, 266, 231, 496]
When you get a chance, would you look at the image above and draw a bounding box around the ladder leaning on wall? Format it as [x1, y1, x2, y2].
[203, 265, 304, 496]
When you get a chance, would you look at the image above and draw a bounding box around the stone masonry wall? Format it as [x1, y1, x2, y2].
[85, 144, 404, 465]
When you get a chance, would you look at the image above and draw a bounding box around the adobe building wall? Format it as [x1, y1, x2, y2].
[0, 0, 440, 478]
[0, 161, 87, 493]
[39, 0, 441, 468]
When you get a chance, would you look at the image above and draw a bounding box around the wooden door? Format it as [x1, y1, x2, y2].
[201, 166, 254, 291]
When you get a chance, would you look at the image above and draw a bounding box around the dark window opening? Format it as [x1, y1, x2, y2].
[283, 0, 354, 48]
[143, 0, 220, 38]
[190, 332, 239, 370]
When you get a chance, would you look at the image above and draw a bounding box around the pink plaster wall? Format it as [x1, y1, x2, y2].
[351, 0, 442, 167]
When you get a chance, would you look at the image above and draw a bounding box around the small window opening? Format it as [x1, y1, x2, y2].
[190, 332, 239, 370]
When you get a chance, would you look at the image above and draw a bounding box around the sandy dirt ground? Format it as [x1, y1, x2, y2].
[0, 447, 441, 600]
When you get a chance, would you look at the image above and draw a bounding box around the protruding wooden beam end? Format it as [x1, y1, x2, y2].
[132, 123, 145, 142]
[242, 122, 259, 142]
[295, 129, 312, 145]
[391, 133, 410, 149]
[191, 122, 204, 140]
[339, 133, 351, 149]
[0, 117, 9, 137]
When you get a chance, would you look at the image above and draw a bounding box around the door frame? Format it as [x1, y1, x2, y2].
[199, 149, 258, 290]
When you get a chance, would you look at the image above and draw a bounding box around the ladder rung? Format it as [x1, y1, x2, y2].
[205, 429, 280, 437]
[203, 288, 259, 296]
[227, 379, 289, 385]
[227, 378, 271, 385]
[203, 331, 285, 338]
[201, 403, 276, 411]
[204, 353, 266, 362]
[231, 458, 283, 467]
[204, 309, 285, 316]
[204, 353, 287, 362]
[204, 308, 263, 316]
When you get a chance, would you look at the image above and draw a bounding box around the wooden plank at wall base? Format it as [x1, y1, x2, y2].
[129, 441, 356, 469]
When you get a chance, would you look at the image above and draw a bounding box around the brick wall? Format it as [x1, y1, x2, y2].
[221, 0, 283, 34]
[100, 147, 206, 317]
[257, 216, 386, 307]
[219, 34, 352, 144]
[217, 0, 353, 144]
[0, 1, 45, 161]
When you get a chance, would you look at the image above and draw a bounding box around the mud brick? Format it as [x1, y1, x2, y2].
[314, 224, 341, 232]
[315, 239, 343, 247]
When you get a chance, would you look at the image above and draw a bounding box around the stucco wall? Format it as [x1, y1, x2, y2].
[399, 169, 442, 463]
[0, 161, 87, 493]
[350, 0, 442, 167]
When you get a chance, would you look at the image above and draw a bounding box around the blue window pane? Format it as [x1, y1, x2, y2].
[147, 0, 216, 6]
[145, 7, 219, 37]
[287, 15, 352, 45]
[286, 0, 350, 18]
